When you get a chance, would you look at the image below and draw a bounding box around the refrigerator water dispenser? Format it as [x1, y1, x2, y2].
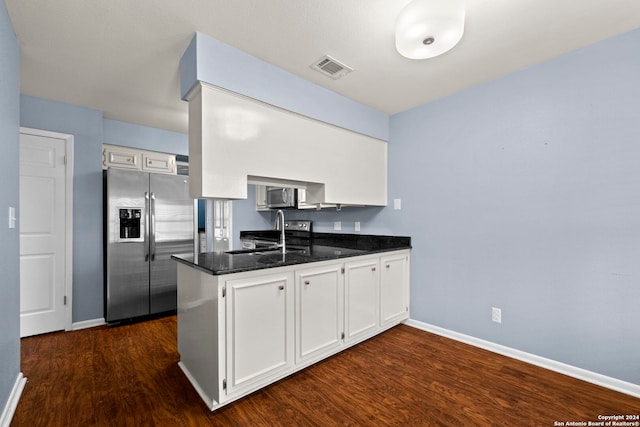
[119, 208, 141, 239]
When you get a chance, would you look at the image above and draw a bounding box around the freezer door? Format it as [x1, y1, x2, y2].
[149, 173, 193, 314]
[106, 169, 150, 321]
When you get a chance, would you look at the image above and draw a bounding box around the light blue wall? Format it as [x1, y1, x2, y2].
[180, 32, 389, 141]
[20, 104, 191, 323]
[232, 26, 640, 387]
[7, 16, 639, 394]
[180, 31, 395, 246]
[230, 186, 272, 248]
[386, 28, 640, 385]
[0, 0, 21, 412]
[231, 190, 400, 249]
[102, 118, 272, 249]
[103, 119, 188, 155]
[20, 96, 104, 322]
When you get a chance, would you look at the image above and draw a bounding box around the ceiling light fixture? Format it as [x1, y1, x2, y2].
[395, 0, 465, 60]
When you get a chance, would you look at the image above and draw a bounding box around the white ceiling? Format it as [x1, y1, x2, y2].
[6, 0, 640, 135]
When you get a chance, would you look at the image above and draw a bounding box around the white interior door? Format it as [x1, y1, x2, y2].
[19, 129, 73, 337]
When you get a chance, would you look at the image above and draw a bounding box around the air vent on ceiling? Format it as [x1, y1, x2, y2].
[310, 55, 353, 80]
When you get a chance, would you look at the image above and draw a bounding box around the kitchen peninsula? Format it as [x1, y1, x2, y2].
[172, 233, 411, 410]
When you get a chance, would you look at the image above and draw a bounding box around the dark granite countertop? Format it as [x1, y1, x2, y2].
[172, 232, 411, 276]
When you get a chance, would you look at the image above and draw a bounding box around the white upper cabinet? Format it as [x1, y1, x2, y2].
[103, 144, 176, 175]
[142, 151, 176, 174]
[188, 83, 387, 205]
[103, 145, 141, 170]
[255, 185, 269, 211]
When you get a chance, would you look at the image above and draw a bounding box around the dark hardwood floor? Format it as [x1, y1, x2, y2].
[12, 315, 640, 426]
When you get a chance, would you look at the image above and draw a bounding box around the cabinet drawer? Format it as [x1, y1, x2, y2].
[143, 153, 175, 174]
[103, 148, 140, 170]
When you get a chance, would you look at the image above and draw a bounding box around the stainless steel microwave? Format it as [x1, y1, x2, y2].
[266, 186, 298, 209]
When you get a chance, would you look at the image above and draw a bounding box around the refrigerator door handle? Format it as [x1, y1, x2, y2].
[150, 192, 156, 261]
[144, 192, 150, 262]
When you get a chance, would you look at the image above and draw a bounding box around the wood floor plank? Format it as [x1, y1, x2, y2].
[12, 316, 640, 426]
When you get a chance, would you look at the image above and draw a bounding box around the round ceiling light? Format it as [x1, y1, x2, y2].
[395, 0, 465, 60]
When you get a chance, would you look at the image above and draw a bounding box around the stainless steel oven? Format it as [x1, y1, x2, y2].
[266, 186, 297, 209]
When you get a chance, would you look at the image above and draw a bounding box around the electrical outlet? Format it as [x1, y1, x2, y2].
[393, 198, 402, 210]
[491, 307, 502, 324]
[334, 221, 341, 231]
[354, 221, 361, 232]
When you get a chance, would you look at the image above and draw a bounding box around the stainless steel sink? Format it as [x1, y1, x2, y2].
[224, 248, 274, 255]
[224, 248, 305, 256]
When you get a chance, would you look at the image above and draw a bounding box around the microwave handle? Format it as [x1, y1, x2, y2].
[282, 188, 288, 204]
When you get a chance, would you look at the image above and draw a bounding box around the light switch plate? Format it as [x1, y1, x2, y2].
[8, 206, 16, 229]
[393, 199, 401, 210]
[334, 221, 341, 231]
[354, 221, 361, 232]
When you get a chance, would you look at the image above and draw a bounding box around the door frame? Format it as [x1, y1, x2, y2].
[20, 127, 74, 332]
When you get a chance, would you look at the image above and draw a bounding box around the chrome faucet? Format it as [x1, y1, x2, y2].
[275, 209, 286, 253]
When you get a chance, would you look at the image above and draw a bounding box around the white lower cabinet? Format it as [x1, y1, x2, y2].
[225, 271, 294, 397]
[380, 252, 410, 327]
[295, 263, 344, 364]
[344, 256, 380, 343]
[176, 250, 410, 411]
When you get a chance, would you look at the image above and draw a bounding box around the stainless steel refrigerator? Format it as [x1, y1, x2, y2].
[104, 168, 194, 323]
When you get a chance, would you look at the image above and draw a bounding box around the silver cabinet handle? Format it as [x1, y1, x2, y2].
[150, 192, 156, 261]
[144, 192, 150, 262]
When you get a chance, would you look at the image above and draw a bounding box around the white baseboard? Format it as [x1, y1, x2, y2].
[71, 317, 105, 331]
[178, 361, 216, 410]
[405, 319, 640, 399]
[0, 372, 26, 427]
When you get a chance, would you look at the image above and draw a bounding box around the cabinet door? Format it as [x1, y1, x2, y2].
[103, 145, 141, 170]
[225, 271, 294, 396]
[344, 257, 379, 343]
[295, 263, 343, 364]
[142, 152, 176, 174]
[297, 188, 337, 210]
[380, 252, 409, 327]
[255, 185, 269, 211]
